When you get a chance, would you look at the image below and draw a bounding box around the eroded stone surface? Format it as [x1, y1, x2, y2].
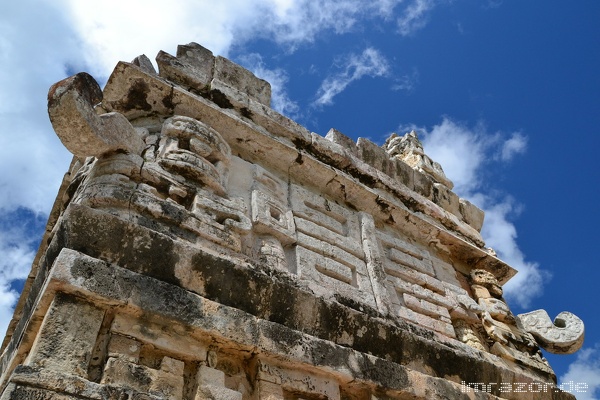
[518, 310, 585, 354]
[0, 42, 583, 400]
[48, 72, 145, 157]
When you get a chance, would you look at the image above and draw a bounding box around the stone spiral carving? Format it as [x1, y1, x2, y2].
[517, 309, 584, 354]
[48, 72, 145, 158]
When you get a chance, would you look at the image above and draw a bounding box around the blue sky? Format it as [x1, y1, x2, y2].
[1, 0, 598, 397]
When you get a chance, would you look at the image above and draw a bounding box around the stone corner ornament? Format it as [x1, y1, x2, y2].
[517, 309, 584, 354]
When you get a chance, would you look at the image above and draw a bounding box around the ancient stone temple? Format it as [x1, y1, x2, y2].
[0, 43, 585, 399]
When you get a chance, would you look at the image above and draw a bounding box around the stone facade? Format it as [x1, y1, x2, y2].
[0, 43, 584, 399]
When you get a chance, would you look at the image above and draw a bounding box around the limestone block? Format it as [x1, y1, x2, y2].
[212, 56, 271, 107]
[453, 319, 487, 352]
[254, 236, 289, 271]
[517, 310, 585, 354]
[357, 137, 392, 175]
[295, 245, 377, 310]
[389, 158, 415, 189]
[311, 132, 353, 169]
[196, 365, 242, 400]
[430, 258, 460, 287]
[290, 185, 363, 258]
[192, 193, 251, 233]
[396, 306, 455, 338]
[256, 380, 284, 400]
[256, 361, 340, 400]
[469, 270, 503, 298]
[377, 230, 434, 277]
[385, 131, 453, 189]
[132, 54, 157, 74]
[443, 283, 481, 323]
[156, 43, 215, 91]
[110, 314, 208, 362]
[359, 212, 393, 316]
[251, 165, 287, 199]
[107, 334, 141, 363]
[489, 343, 554, 375]
[480, 298, 514, 323]
[295, 244, 356, 287]
[403, 293, 451, 321]
[151, 357, 185, 398]
[176, 43, 215, 73]
[432, 183, 461, 218]
[412, 169, 433, 200]
[251, 190, 296, 245]
[470, 284, 491, 301]
[48, 72, 145, 158]
[101, 356, 184, 399]
[197, 365, 225, 386]
[459, 198, 485, 232]
[89, 152, 144, 179]
[325, 128, 358, 156]
[26, 293, 104, 377]
[385, 275, 454, 315]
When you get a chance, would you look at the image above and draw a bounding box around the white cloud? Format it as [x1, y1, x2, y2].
[0, 209, 45, 336]
[60, 0, 411, 77]
[481, 197, 549, 307]
[500, 132, 527, 161]
[237, 53, 301, 119]
[559, 345, 600, 400]
[314, 47, 390, 106]
[397, 0, 436, 36]
[405, 117, 548, 308]
[0, 0, 466, 340]
[0, 0, 76, 214]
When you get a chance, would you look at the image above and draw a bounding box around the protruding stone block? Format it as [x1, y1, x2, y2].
[325, 128, 358, 156]
[385, 131, 454, 189]
[311, 132, 353, 169]
[459, 198, 485, 232]
[196, 365, 242, 400]
[132, 54, 157, 74]
[212, 55, 271, 107]
[357, 137, 391, 174]
[48, 72, 145, 157]
[518, 310, 585, 354]
[156, 42, 215, 91]
[433, 183, 461, 217]
[107, 334, 141, 363]
[26, 293, 104, 377]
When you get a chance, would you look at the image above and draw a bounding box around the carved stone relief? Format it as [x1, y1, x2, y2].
[518, 309, 584, 354]
[290, 185, 377, 309]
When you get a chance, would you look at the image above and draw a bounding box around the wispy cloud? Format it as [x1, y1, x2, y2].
[392, 67, 420, 92]
[314, 47, 390, 106]
[500, 132, 527, 161]
[397, 0, 436, 36]
[559, 345, 600, 400]
[59, 0, 410, 75]
[237, 53, 301, 119]
[0, 0, 476, 336]
[399, 117, 547, 308]
[0, 208, 47, 335]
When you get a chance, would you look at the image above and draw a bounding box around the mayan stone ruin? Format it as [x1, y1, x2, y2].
[0, 43, 585, 399]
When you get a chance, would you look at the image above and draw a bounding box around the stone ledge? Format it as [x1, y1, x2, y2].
[152, 43, 485, 233]
[100, 61, 514, 284]
[0, 248, 574, 400]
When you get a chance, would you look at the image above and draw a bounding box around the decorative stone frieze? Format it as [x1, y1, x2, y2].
[0, 42, 583, 400]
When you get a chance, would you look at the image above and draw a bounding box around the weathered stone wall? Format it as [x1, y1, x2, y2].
[0, 43, 583, 400]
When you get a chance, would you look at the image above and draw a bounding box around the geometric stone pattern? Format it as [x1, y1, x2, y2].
[0, 42, 582, 400]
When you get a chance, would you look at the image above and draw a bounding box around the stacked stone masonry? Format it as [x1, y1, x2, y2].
[0, 43, 584, 400]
